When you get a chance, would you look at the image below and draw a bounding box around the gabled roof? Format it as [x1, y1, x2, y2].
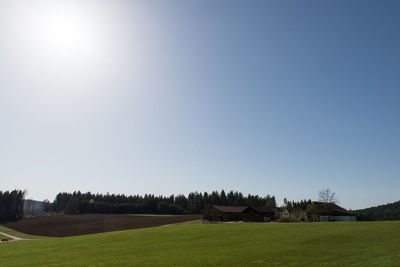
[254, 206, 275, 215]
[212, 205, 248, 213]
[275, 207, 289, 212]
[308, 202, 354, 216]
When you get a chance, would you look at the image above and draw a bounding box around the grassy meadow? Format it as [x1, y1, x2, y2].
[0, 225, 47, 240]
[1, 221, 399, 266]
[0, 233, 10, 241]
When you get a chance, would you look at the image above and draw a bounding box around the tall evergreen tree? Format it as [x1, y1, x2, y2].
[0, 190, 25, 221]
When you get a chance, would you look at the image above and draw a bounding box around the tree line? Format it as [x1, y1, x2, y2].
[356, 200, 400, 221]
[283, 198, 313, 211]
[0, 190, 25, 222]
[49, 190, 281, 215]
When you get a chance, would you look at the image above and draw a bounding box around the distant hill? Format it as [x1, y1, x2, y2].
[356, 201, 400, 221]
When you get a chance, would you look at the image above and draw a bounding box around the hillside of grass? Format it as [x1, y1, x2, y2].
[0, 221, 399, 266]
[0, 225, 47, 240]
[0, 233, 10, 241]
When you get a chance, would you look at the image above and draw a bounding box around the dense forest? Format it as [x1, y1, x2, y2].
[2, 188, 397, 220]
[356, 201, 400, 221]
[0, 190, 25, 222]
[48, 190, 313, 215]
[282, 198, 312, 211]
[49, 191, 275, 214]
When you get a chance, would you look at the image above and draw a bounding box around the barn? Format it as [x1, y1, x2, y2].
[254, 206, 275, 222]
[203, 205, 269, 222]
[203, 205, 247, 221]
[307, 202, 356, 222]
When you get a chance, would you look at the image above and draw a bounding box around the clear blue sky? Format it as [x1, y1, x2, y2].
[0, 0, 399, 209]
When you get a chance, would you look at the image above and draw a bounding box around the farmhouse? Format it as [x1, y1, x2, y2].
[307, 202, 356, 222]
[274, 208, 290, 220]
[203, 205, 269, 222]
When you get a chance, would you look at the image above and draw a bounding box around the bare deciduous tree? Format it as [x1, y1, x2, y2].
[318, 188, 338, 204]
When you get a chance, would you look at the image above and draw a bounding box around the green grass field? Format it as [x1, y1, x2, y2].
[0, 225, 47, 240]
[0, 233, 10, 241]
[0, 221, 399, 266]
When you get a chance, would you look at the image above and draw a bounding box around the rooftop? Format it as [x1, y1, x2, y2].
[212, 205, 248, 213]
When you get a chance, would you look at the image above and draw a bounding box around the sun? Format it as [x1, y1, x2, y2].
[50, 16, 82, 48]
[44, 13, 92, 55]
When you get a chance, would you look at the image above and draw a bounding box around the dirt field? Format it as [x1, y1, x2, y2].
[3, 214, 202, 237]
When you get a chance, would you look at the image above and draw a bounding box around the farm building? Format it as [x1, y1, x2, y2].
[254, 206, 275, 222]
[203, 205, 270, 222]
[203, 205, 247, 221]
[243, 206, 270, 222]
[307, 202, 356, 222]
[274, 208, 290, 220]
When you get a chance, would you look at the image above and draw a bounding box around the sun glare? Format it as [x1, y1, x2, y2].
[13, 3, 111, 97]
[42, 12, 94, 57]
[10, 2, 126, 96]
[50, 16, 83, 48]
[27, 3, 98, 57]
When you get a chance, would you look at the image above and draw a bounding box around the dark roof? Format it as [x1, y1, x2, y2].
[274, 207, 289, 212]
[254, 206, 267, 213]
[212, 205, 248, 213]
[308, 202, 354, 216]
[254, 206, 275, 214]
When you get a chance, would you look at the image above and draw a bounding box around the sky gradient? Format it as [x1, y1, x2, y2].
[1, 0, 399, 209]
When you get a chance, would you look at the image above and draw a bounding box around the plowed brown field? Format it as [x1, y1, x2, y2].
[3, 214, 201, 237]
